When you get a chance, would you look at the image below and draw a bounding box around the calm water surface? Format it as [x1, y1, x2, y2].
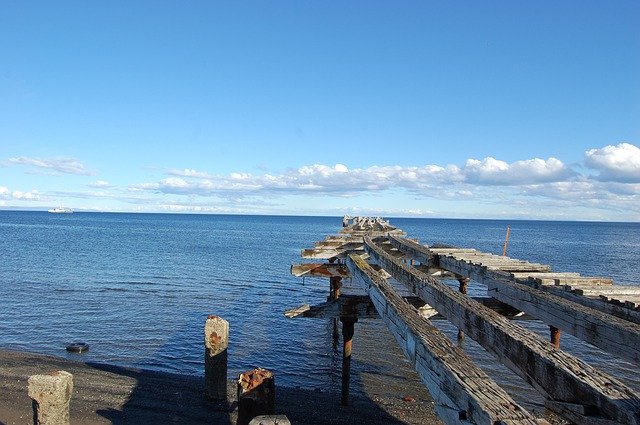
[1, 212, 638, 407]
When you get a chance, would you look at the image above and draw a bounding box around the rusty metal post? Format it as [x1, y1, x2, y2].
[457, 277, 470, 341]
[329, 276, 342, 300]
[205, 315, 229, 400]
[340, 317, 357, 405]
[550, 326, 561, 349]
[330, 276, 343, 346]
[237, 368, 275, 425]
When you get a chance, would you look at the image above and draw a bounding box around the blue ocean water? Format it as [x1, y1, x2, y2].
[1, 212, 638, 402]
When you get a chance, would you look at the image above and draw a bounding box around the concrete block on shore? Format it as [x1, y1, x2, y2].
[249, 414, 291, 425]
[27, 370, 73, 425]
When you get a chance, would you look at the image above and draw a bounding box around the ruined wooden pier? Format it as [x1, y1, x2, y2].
[286, 216, 640, 425]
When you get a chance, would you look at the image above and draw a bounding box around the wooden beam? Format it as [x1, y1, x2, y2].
[438, 253, 640, 365]
[290, 263, 351, 278]
[367, 237, 640, 425]
[301, 248, 365, 259]
[570, 286, 640, 296]
[345, 254, 542, 425]
[388, 236, 640, 365]
[515, 278, 640, 325]
[284, 295, 531, 320]
[284, 296, 379, 319]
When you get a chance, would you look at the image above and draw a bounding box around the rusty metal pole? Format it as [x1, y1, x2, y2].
[456, 277, 469, 341]
[237, 368, 275, 425]
[550, 326, 561, 349]
[330, 276, 342, 346]
[340, 317, 357, 405]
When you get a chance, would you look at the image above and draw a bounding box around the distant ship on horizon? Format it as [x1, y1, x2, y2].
[48, 206, 73, 214]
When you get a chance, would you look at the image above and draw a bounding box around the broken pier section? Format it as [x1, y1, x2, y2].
[286, 216, 640, 425]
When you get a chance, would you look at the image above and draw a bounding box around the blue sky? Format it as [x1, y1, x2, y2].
[1, 1, 639, 220]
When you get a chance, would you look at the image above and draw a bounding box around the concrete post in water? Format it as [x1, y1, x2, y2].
[456, 277, 470, 341]
[237, 368, 275, 425]
[205, 315, 229, 400]
[340, 317, 357, 406]
[28, 370, 73, 425]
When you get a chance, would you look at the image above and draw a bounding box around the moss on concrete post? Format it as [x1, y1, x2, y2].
[28, 370, 73, 425]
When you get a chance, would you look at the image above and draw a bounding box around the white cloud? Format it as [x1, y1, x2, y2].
[584, 143, 640, 183]
[89, 180, 113, 188]
[463, 157, 572, 185]
[0, 186, 40, 200]
[8, 156, 94, 176]
[168, 168, 213, 178]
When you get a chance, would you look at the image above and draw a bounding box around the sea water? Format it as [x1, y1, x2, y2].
[1, 212, 638, 405]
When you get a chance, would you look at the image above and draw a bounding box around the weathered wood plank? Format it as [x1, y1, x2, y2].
[345, 254, 542, 425]
[435, 254, 640, 365]
[290, 263, 351, 278]
[511, 272, 581, 279]
[389, 235, 640, 325]
[285, 296, 530, 321]
[545, 401, 621, 425]
[378, 237, 640, 425]
[283, 296, 378, 319]
[485, 264, 552, 272]
[301, 248, 365, 259]
[571, 286, 640, 296]
[554, 277, 614, 286]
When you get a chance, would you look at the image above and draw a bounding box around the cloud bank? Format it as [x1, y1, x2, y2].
[8, 156, 94, 176]
[3, 143, 639, 220]
[139, 157, 575, 196]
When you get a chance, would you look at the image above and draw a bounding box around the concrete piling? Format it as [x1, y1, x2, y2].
[27, 370, 73, 425]
[205, 315, 229, 400]
[237, 368, 275, 425]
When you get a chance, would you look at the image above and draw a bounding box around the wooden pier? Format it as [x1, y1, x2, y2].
[286, 216, 640, 425]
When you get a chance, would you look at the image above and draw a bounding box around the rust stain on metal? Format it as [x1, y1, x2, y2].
[238, 368, 273, 393]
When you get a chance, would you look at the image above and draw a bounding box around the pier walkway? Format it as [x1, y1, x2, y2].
[287, 216, 640, 425]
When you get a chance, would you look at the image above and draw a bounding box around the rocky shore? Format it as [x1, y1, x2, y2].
[0, 349, 441, 424]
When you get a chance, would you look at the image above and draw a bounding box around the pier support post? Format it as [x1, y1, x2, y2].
[340, 317, 357, 406]
[330, 276, 343, 346]
[456, 277, 470, 341]
[550, 326, 561, 349]
[28, 370, 73, 425]
[237, 368, 275, 425]
[329, 276, 342, 300]
[205, 315, 229, 400]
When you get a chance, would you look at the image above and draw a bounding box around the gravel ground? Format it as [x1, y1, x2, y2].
[0, 349, 441, 425]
